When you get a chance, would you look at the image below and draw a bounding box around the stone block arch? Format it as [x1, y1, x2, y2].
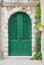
[1, 7, 35, 58]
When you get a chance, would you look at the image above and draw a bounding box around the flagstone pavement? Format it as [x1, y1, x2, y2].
[0, 59, 44, 65]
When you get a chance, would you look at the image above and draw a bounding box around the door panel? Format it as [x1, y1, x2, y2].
[8, 14, 20, 55]
[8, 12, 32, 56]
[20, 14, 32, 55]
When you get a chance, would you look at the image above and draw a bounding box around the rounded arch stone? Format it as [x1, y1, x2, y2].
[8, 11, 31, 22]
[8, 7, 33, 22]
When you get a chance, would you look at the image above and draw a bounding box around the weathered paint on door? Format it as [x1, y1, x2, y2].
[8, 12, 32, 56]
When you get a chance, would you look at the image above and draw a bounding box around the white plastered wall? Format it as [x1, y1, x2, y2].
[41, 0, 44, 60]
[1, 6, 35, 59]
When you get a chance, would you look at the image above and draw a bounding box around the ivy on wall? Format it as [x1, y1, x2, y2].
[32, 3, 42, 60]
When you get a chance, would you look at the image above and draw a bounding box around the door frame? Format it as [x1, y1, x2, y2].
[1, 7, 35, 58]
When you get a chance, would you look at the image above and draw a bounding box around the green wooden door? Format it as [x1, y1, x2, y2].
[8, 12, 32, 56]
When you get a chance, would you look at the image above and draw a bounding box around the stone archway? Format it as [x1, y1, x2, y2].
[1, 7, 35, 58]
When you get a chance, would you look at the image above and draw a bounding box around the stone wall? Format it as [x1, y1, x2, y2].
[0, 5, 1, 57]
[0, 0, 39, 2]
[0, 4, 3, 58]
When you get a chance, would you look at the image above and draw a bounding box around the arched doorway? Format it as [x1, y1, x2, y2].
[8, 12, 32, 56]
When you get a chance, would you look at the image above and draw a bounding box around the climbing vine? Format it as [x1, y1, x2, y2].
[32, 3, 42, 60]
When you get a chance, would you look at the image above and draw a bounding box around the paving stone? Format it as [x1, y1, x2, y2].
[0, 59, 43, 65]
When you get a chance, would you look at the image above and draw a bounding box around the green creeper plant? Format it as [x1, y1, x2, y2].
[32, 3, 42, 60]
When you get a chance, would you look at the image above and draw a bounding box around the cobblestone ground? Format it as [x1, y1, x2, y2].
[0, 59, 44, 65]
